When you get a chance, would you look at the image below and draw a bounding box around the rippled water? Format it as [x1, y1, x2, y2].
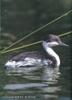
[0, 47, 71, 100]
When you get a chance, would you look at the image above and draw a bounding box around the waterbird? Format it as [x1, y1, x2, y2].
[5, 34, 68, 70]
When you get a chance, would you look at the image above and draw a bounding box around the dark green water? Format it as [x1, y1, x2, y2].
[0, 43, 71, 100]
[0, 0, 71, 99]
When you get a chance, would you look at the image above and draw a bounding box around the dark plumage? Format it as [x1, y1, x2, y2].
[11, 51, 46, 61]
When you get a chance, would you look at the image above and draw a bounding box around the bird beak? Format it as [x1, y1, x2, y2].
[60, 42, 69, 46]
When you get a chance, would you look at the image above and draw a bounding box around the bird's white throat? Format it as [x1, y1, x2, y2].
[42, 41, 60, 67]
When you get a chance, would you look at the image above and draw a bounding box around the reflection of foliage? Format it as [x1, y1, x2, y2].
[1, 0, 71, 50]
[1, 0, 71, 33]
[0, 33, 16, 50]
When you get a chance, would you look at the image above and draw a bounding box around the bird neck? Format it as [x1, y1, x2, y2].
[42, 41, 60, 67]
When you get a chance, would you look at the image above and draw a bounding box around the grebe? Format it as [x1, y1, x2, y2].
[5, 34, 68, 69]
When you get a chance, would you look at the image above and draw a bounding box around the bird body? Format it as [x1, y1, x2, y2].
[5, 34, 68, 69]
